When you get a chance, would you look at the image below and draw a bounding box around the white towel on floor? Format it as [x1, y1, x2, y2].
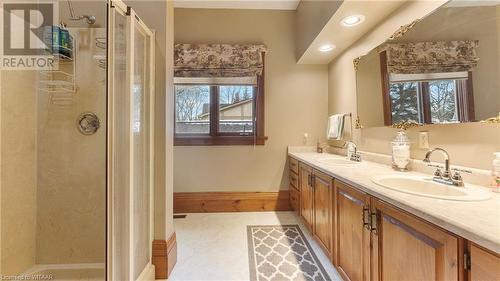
[327, 114, 344, 140]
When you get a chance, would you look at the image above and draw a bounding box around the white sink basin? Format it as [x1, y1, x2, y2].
[317, 157, 360, 166]
[371, 175, 491, 201]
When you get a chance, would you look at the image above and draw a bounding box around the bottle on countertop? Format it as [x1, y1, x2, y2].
[492, 152, 500, 193]
[391, 130, 411, 171]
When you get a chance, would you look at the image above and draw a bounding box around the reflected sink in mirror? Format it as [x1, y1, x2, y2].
[317, 157, 360, 166]
[371, 175, 491, 201]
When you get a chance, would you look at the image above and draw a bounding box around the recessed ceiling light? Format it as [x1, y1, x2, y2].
[318, 44, 336, 52]
[341, 15, 365, 27]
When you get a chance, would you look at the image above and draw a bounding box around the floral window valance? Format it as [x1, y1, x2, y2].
[174, 44, 267, 78]
[379, 40, 479, 74]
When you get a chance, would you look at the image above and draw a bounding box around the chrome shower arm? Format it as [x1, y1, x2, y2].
[66, 0, 96, 24]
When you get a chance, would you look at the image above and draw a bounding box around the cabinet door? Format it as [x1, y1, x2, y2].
[470, 243, 500, 281]
[335, 181, 371, 281]
[299, 163, 314, 229]
[313, 170, 333, 257]
[373, 199, 459, 281]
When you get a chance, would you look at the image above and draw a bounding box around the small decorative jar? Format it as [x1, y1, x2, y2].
[392, 131, 411, 171]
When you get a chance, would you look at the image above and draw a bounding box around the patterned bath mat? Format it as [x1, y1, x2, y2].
[247, 225, 331, 281]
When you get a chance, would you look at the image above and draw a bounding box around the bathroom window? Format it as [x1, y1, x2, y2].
[175, 85, 211, 134]
[218, 86, 254, 134]
[174, 79, 265, 145]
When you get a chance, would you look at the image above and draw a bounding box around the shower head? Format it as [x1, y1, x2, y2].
[66, 0, 96, 25]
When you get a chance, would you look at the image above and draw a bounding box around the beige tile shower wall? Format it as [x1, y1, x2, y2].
[36, 28, 106, 264]
[174, 9, 328, 192]
[328, 1, 500, 170]
[0, 71, 37, 274]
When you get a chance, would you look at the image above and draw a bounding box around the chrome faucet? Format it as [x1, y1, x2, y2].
[424, 148, 451, 178]
[344, 141, 361, 162]
[423, 148, 471, 187]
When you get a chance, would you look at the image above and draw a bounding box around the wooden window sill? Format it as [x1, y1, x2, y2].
[174, 135, 268, 146]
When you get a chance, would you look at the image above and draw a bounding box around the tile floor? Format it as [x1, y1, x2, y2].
[168, 212, 342, 281]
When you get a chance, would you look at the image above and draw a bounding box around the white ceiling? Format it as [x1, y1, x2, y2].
[297, 1, 406, 64]
[173, 0, 301, 10]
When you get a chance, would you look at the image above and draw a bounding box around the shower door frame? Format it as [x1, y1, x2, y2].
[107, 0, 156, 280]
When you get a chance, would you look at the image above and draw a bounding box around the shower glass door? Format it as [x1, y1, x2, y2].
[131, 10, 154, 281]
[107, 1, 155, 279]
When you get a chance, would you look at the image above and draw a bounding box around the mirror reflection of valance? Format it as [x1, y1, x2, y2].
[174, 44, 267, 78]
[380, 40, 479, 74]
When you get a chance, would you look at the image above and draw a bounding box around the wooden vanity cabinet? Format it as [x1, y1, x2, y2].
[469, 243, 500, 281]
[312, 169, 334, 259]
[335, 180, 371, 281]
[371, 199, 460, 281]
[290, 158, 498, 281]
[288, 157, 300, 213]
[299, 162, 314, 230]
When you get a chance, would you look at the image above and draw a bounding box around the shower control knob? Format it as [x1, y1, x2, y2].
[78, 112, 100, 135]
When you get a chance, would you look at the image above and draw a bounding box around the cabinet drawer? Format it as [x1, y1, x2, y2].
[289, 157, 299, 174]
[290, 187, 299, 212]
[289, 171, 299, 188]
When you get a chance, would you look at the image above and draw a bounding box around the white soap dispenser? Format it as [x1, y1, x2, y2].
[391, 130, 411, 171]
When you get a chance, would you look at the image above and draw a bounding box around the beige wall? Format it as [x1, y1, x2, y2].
[498, 5, 500, 95]
[174, 8, 328, 192]
[0, 71, 37, 274]
[328, 1, 500, 170]
[127, 0, 174, 239]
[295, 0, 342, 60]
[165, 0, 175, 239]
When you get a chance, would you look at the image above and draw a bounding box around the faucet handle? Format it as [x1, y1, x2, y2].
[451, 168, 472, 174]
[451, 169, 468, 187]
[427, 164, 443, 177]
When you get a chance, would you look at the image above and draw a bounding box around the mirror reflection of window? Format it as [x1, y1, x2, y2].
[389, 82, 420, 124]
[428, 80, 459, 124]
[355, 1, 499, 128]
[389, 77, 469, 125]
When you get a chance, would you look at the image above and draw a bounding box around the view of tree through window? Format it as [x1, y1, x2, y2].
[389, 79, 462, 124]
[175, 85, 210, 134]
[389, 82, 420, 124]
[219, 86, 254, 134]
[174, 85, 256, 135]
[428, 80, 458, 123]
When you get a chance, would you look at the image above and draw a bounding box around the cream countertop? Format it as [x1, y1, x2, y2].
[288, 149, 500, 255]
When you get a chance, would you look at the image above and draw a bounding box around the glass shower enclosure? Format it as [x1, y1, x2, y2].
[107, 1, 155, 280]
[0, 0, 155, 279]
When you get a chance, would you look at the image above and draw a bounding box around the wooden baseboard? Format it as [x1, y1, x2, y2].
[152, 232, 177, 279]
[174, 191, 291, 213]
